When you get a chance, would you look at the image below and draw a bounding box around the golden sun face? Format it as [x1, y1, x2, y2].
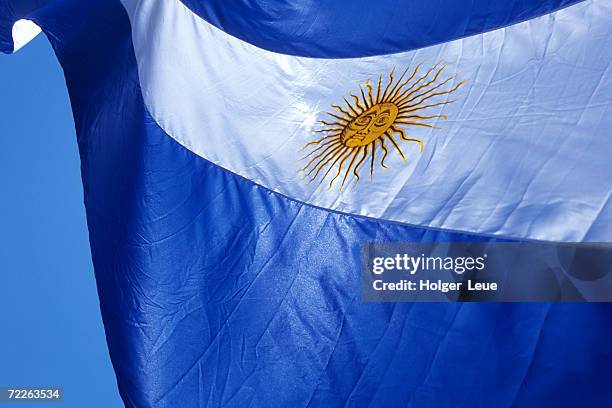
[343, 103, 399, 147]
[300, 63, 464, 189]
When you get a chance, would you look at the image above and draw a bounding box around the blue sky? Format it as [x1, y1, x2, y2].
[0, 35, 122, 407]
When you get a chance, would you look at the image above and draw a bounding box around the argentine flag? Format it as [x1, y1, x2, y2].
[2, 0, 612, 406]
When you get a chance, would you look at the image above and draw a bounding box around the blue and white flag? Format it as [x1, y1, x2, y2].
[2, 0, 612, 406]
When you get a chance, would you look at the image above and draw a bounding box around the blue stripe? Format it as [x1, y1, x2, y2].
[179, 0, 583, 58]
[4, 1, 612, 407]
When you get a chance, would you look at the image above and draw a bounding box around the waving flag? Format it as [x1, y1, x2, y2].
[2, 0, 612, 406]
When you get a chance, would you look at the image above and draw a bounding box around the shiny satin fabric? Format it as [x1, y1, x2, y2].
[179, 0, 583, 57]
[124, 0, 612, 242]
[1, 1, 612, 407]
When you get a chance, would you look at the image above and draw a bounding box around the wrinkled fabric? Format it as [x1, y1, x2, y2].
[123, 0, 612, 242]
[179, 0, 583, 57]
[1, 1, 612, 407]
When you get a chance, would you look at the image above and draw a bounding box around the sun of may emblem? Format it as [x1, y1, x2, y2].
[300, 63, 464, 189]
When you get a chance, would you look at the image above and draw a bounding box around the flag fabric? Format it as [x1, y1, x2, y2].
[2, 0, 612, 406]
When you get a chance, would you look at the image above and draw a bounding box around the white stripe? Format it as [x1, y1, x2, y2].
[11, 19, 41, 52]
[121, 0, 612, 242]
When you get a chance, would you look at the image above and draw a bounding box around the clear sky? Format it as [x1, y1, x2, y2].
[0, 35, 122, 407]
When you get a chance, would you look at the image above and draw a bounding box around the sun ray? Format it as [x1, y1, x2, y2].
[380, 67, 396, 102]
[352, 145, 369, 182]
[300, 134, 341, 150]
[306, 146, 347, 180]
[326, 112, 351, 123]
[350, 93, 366, 112]
[387, 62, 424, 101]
[320, 120, 346, 127]
[395, 121, 438, 129]
[391, 62, 442, 103]
[315, 129, 342, 135]
[300, 142, 343, 172]
[396, 114, 448, 121]
[359, 85, 370, 109]
[378, 138, 390, 169]
[392, 65, 439, 103]
[375, 74, 383, 103]
[399, 85, 463, 112]
[395, 117, 438, 126]
[313, 129, 342, 134]
[301, 146, 342, 178]
[366, 80, 375, 107]
[331, 104, 351, 118]
[392, 126, 424, 153]
[328, 148, 356, 188]
[316, 147, 351, 185]
[385, 131, 406, 160]
[396, 76, 453, 106]
[400, 81, 465, 110]
[401, 100, 456, 114]
[383, 66, 411, 102]
[341, 149, 362, 188]
[370, 140, 377, 178]
[343, 97, 360, 116]
[393, 64, 446, 105]
[300, 137, 341, 157]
